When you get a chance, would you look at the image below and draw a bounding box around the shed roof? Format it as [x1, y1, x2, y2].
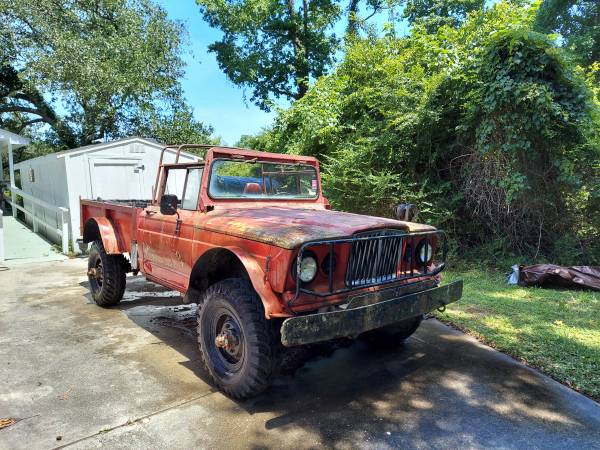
[14, 137, 202, 168]
[53, 136, 163, 158]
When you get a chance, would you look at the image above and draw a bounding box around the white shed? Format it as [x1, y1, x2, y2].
[14, 137, 200, 251]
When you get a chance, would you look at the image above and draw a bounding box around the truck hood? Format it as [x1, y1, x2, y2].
[201, 206, 435, 249]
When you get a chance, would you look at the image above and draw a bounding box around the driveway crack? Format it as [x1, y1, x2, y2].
[53, 390, 216, 449]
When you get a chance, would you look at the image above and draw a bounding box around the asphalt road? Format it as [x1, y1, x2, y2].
[1, 258, 599, 450]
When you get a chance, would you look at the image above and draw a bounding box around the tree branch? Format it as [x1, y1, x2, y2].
[17, 118, 45, 133]
[7, 87, 78, 147]
[0, 104, 47, 117]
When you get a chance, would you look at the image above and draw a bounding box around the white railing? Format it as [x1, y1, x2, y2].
[0, 208, 4, 262]
[2, 186, 70, 255]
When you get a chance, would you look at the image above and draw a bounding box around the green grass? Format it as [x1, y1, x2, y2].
[436, 268, 600, 401]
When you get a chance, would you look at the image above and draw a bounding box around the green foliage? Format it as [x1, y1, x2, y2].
[197, 0, 488, 111]
[535, 0, 600, 66]
[125, 103, 216, 148]
[248, 1, 600, 263]
[402, 0, 485, 32]
[462, 28, 600, 253]
[0, 0, 213, 150]
[582, 62, 600, 102]
[196, 0, 341, 110]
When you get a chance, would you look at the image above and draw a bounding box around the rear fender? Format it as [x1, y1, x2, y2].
[83, 217, 124, 255]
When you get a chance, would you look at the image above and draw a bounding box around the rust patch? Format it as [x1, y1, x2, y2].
[200, 206, 435, 249]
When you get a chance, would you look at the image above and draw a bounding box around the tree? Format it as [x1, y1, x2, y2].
[0, 0, 213, 148]
[0, 62, 78, 147]
[535, 0, 600, 66]
[127, 103, 217, 147]
[196, 0, 401, 111]
[196, 0, 341, 110]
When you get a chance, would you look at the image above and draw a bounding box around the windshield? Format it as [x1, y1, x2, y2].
[209, 159, 319, 200]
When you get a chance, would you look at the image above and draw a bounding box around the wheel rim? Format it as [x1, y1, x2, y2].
[88, 257, 103, 293]
[205, 306, 246, 379]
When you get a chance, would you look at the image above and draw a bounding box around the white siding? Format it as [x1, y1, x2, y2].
[15, 138, 200, 251]
[17, 153, 68, 243]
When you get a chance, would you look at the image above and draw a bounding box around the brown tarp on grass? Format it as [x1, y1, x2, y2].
[518, 264, 600, 291]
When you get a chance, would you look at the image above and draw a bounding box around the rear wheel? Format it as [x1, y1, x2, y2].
[197, 278, 277, 399]
[87, 240, 126, 307]
[358, 315, 423, 349]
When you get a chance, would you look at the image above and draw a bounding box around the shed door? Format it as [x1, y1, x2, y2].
[88, 157, 145, 200]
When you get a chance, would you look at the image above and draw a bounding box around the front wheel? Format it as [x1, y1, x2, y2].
[197, 278, 277, 399]
[87, 240, 126, 307]
[358, 315, 423, 349]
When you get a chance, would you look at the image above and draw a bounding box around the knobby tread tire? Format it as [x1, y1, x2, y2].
[88, 240, 126, 307]
[197, 278, 277, 399]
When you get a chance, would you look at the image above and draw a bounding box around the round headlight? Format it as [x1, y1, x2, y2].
[298, 255, 318, 283]
[416, 240, 434, 265]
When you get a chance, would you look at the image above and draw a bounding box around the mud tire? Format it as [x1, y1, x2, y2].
[197, 278, 277, 399]
[358, 315, 423, 349]
[87, 240, 126, 307]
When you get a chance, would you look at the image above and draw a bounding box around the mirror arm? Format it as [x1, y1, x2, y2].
[173, 209, 182, 235]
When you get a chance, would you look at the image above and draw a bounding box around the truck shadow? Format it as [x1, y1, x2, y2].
[106, 276, 373, 387]
[90, 276, 428, 402]
[80, 276, 600, 449]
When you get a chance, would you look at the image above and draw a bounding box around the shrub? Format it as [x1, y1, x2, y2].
[246, 1, 600, 263]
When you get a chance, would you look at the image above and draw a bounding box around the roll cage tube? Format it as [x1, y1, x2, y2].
[289, 230, 448, 308]
[152, 144, 212, 204]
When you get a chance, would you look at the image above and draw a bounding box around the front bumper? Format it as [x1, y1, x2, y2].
[280, 280, 463, 347]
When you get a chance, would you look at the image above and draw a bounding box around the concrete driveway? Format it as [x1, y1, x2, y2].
[1, 259, 599, 450]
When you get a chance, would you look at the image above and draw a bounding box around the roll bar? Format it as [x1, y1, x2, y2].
[152, 144, 216, 204]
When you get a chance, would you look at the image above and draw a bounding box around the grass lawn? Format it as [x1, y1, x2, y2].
[436, 268, 600, 401]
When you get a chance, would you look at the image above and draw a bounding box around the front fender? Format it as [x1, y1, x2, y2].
[224, 246, 284, 319]
[83, 217, 125, 255]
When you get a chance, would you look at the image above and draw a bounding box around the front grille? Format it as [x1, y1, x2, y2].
[345, 230, 405, 287]
[287, 229, 446, 308]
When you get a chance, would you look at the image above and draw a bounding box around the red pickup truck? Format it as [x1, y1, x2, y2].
[80, 144, 462, 398]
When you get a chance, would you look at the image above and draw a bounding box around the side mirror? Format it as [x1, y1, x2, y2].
[393, 203, 419, 222]
[160, 194, 178, 215]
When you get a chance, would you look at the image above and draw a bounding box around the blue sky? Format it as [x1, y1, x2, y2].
[155, 0, 276, 145]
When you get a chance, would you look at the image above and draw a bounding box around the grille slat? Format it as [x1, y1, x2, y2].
[384, 238, 398, 279]
[345, 230, 405, 287]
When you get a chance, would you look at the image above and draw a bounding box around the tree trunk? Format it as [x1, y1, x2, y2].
[286, 0, 309, 99]
[346, 0, 360, 37]
[298, 0, 310, 97]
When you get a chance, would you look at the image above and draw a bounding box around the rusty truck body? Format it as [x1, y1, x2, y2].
[80, 144, 462, 398]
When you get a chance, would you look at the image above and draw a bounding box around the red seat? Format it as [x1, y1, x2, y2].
[243, 182, 262, 195]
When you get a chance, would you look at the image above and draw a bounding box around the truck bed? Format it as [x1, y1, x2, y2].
[80, 199, 144, 253]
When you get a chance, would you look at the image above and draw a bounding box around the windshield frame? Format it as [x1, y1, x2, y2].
[207, 158, 320, 202]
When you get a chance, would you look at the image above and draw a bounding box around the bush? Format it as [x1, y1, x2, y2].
[460, 29, 600, 256]
[246, 1, 600, 264]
